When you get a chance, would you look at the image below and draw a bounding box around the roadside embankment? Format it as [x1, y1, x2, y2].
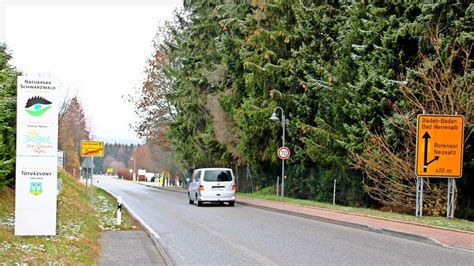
[0, 170, 137, 264]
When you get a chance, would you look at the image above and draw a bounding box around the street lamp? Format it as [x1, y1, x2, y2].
[269, 107, 286, 197]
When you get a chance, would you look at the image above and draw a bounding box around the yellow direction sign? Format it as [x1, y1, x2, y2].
[416, 115, 464, 178]
[106, 168, 113, 173]
[81, 141, 104, 157]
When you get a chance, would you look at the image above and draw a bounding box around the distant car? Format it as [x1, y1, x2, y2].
[188, 168, 236, 206]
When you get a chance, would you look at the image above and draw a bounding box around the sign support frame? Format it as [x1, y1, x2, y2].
[415, 111, 464, 218]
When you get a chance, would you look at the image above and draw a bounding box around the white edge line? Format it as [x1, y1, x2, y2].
[99, 186, 161, 239]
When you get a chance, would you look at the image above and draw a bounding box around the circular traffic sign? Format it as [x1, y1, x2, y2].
[277, 147, 290, 160]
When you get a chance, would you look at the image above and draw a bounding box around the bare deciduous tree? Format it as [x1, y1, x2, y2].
[130, 25, 176, 150]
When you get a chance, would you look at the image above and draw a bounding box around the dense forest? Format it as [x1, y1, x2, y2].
[134, 1, 473, 218]
[93, 143, 137, 174]
[1, 1, 472, 219]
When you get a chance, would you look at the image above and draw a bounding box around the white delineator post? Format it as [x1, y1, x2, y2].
[117, 196, 122, 225]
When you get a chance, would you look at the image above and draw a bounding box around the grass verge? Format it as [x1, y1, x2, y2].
[0, 170, 137, 264]
[241, 190, 474, 232]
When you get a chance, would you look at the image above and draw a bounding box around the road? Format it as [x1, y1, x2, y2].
[95, 175, 473, 265]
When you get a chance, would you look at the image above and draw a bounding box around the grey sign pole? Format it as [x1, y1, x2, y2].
[281, 159, 285, 197]
[90, 156, 94, 207]
[85, 168, 88, 190]
[447, 178, 455, 218]
[415, 110, 425, 217]
[269, 107, 286, 198]
[447, 112, 459, 218]
[415, 177, 423, 217]
[281, 111, 285, 198]
[276, 176, 280, 197]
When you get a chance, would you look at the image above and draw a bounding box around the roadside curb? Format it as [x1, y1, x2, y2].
[237, 195, 474, 235]
[99, 186, 174, 266]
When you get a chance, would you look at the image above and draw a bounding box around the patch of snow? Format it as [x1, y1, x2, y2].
[351, 44, 367, 50]
[1, 241, 12, 251]
[0, 213, 15, 229]
[381, 77, 408, 85]
[351, 53, 361, 60]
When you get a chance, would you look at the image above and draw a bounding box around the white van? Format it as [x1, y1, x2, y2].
[188, 168, 236, 206]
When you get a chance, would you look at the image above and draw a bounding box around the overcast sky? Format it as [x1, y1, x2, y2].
[1, 0, 182, 143]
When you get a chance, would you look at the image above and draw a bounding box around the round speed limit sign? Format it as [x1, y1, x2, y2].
[277, 147, 291, 160]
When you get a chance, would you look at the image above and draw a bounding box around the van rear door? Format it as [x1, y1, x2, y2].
[202, 169, 233, 192]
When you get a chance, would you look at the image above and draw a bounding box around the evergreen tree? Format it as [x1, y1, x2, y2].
[164, 3, 233, 169]
[137, 1, 473, 216]
[0, 44, 19, 189]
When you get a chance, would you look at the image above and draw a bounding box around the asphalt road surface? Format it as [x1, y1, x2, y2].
[95, 175, 473, 265]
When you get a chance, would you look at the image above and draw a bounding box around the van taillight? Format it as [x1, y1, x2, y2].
[232, 185, 236, 192]
[199, 185, 204, 192]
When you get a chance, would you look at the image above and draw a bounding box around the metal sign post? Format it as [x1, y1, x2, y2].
[277, 146, 290, 198]
[415, 177, 423, 217]
[282, 157, 285, 197]
[276, 176, 280, 197]
[270, 107, 287, 198]
[90, 156, 94, 207]
[447, 178, 455, 218]
[85, 169, 88, 190]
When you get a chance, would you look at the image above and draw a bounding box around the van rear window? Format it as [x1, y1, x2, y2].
[203, 170, 232, 182]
